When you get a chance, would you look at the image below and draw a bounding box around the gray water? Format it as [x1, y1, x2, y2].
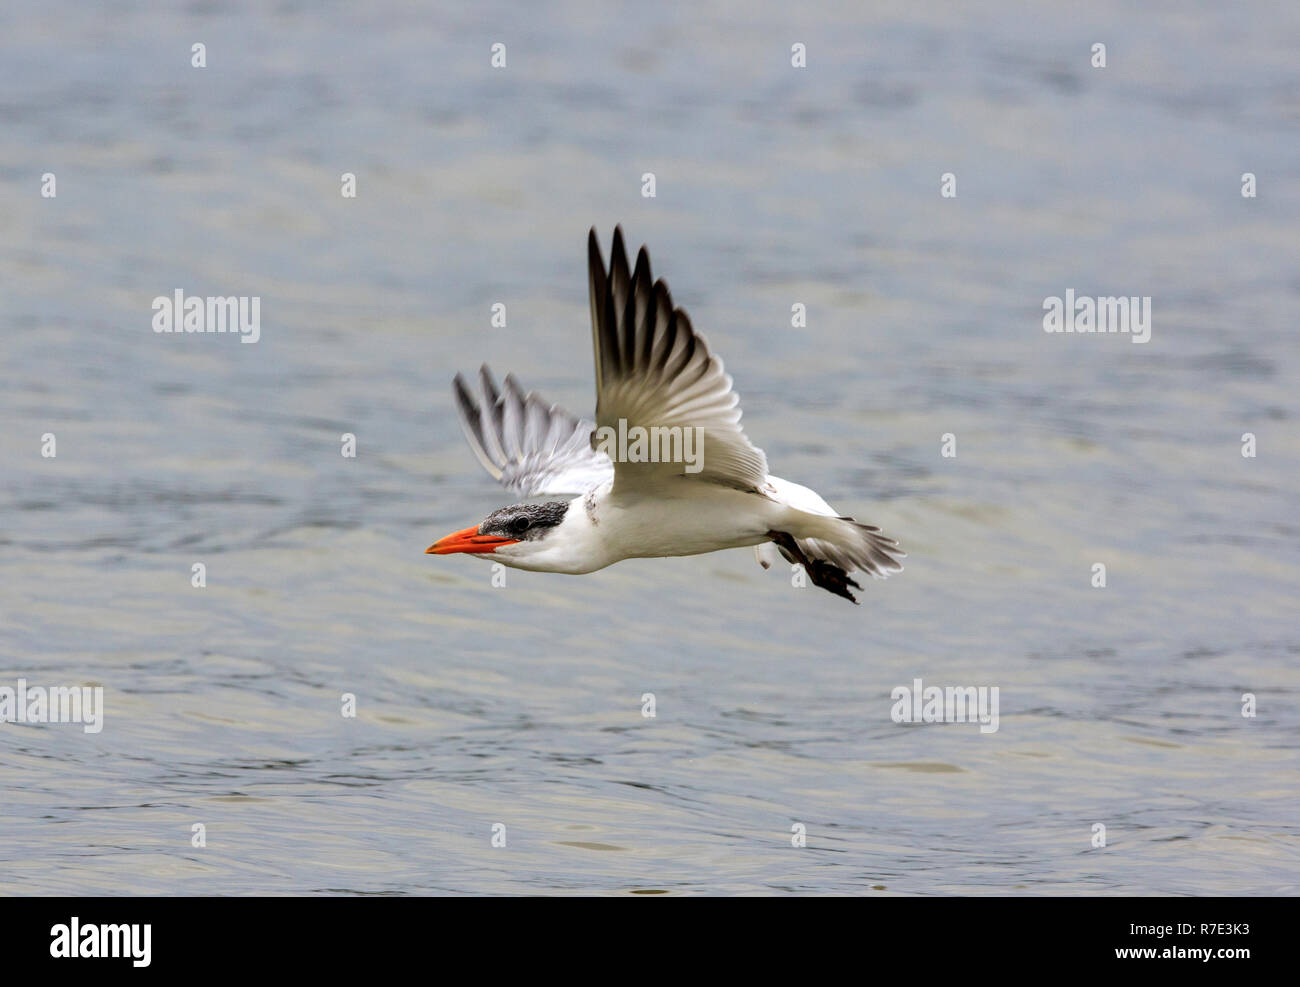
[2, 0, 1298, 895]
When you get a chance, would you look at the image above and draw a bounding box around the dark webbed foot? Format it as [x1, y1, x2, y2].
[806, 559, 862, 603]
[766, 530, 862, 605]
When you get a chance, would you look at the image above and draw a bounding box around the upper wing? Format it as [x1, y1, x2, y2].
[587, 227, 769, 492]
[452, 366, 613, 497]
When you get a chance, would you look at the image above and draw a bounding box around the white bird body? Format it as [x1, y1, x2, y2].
[428, 227, 904, 603]
[496, 475, 838, 574]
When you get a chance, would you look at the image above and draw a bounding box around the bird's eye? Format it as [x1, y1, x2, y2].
[511, 517, 532, 534]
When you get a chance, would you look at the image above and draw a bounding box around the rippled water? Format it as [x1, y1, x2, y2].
[2, 0, 1298, 894]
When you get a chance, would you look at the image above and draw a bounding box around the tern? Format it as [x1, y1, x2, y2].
[427, 227, 904, 603]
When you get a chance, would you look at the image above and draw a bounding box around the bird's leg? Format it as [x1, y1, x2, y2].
[765, 530, 862, 605]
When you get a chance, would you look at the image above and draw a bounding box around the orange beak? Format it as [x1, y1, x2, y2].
[425, 525, 519, 555]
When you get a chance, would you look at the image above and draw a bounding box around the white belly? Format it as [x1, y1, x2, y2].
[601, 483, 777, 561]
[493, 476, 823, 574]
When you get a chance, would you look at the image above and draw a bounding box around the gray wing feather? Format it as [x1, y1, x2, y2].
[587, 227, 769, 492]
[452, 365, 613, 497]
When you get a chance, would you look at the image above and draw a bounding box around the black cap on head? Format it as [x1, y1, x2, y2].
[479, 501, 570, 540]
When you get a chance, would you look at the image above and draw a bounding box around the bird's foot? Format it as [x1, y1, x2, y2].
[766, 530, 862, 604]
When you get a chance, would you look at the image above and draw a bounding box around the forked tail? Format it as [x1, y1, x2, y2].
[758, 502, 904, 603]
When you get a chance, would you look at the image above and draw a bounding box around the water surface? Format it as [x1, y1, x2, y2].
[1, 0, 1298, 894]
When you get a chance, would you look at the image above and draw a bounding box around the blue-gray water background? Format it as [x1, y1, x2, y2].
[2, 0, 1298, 894]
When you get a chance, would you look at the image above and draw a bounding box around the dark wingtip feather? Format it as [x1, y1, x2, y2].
[452, 369, 504, 480]
[631, 248, 650, 285]
[502, 372, 526, 402]
[604, 230, 632, 376]
[478, 364, 500, 405]
[588, 231, 606, 285]
[611, 226, 628, 269]
[628, 247, 653, 363]
[650, 281, 676, 374]
[452, 373, 479, 421]
[654, 277, 673, 312]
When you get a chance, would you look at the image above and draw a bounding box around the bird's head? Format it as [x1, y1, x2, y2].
[425, 501, 571, 565]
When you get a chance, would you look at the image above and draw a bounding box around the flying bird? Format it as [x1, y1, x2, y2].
[427, 227, 904, 603]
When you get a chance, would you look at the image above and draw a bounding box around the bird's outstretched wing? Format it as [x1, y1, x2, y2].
[587, 227, 769, 492]
[452, 366, 614, 497]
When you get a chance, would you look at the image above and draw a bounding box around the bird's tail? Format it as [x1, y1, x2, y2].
[753, 476, 904, 602]
[765, 512, 905, 581]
